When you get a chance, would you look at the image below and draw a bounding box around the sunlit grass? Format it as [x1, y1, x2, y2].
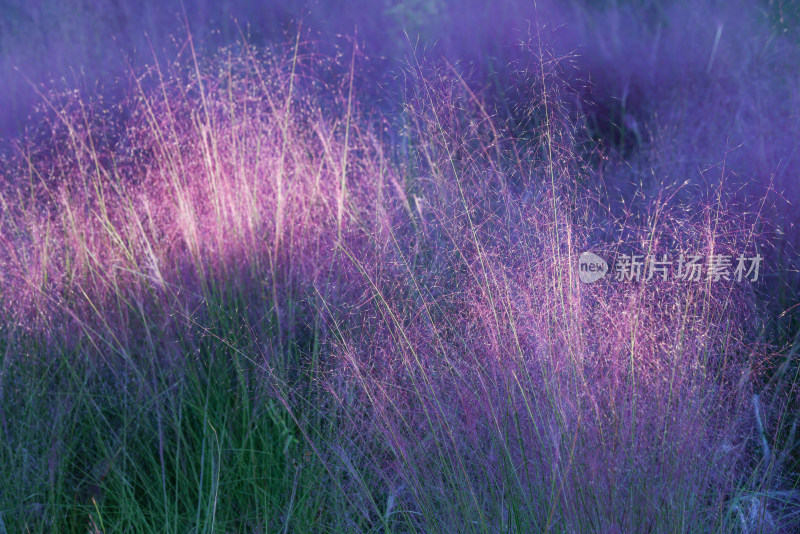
[0, 21, 797, 533]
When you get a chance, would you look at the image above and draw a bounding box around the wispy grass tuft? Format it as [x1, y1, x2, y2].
[0, 24, 797, 533]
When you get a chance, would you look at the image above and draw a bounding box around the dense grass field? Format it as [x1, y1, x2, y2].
[0, 1, 799, 532]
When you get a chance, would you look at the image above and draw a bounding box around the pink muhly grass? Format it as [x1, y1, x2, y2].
[0, 42, 389, 358]
[322, 57, 778, 532]
[0, 32, 791, 532]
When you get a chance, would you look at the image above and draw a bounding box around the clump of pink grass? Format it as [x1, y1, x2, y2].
[0, 38, 392, 357]
[322, 55, 790, 532]
[0, 33, 794, 532]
